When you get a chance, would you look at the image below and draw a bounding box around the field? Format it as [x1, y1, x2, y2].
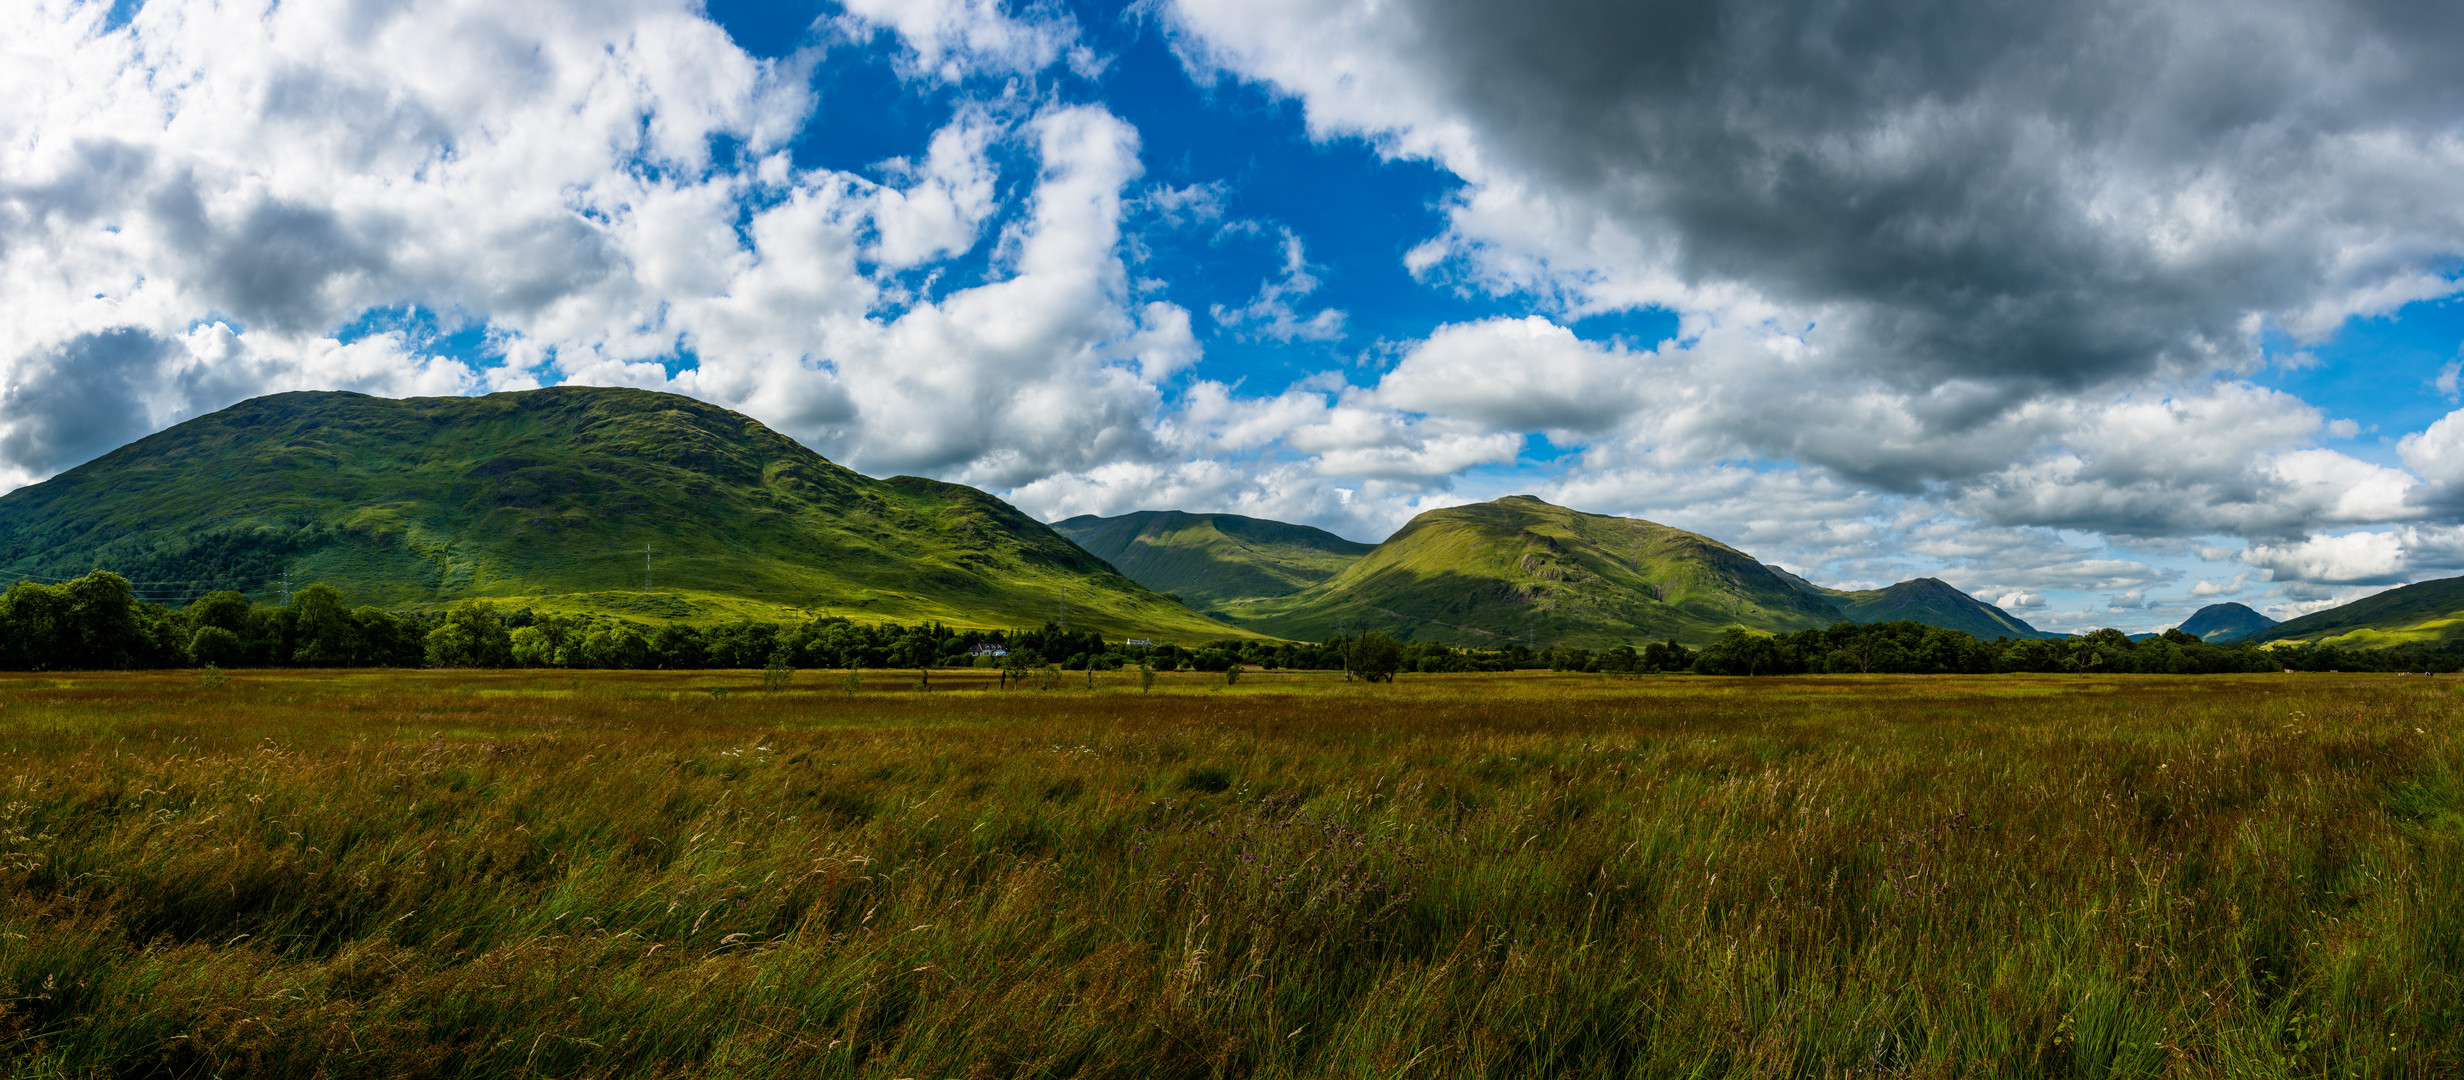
[3, 669, 2461, 1078]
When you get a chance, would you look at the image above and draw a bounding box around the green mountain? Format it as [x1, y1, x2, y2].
[1768, 569, 2060, 640]
[0, 387, 1246, 639]
[2176, 602, 2278, 643]
[2248, 576, 2464, 648]
[1214, 495, 1846, 647]
[1050, 510, 1374, 613]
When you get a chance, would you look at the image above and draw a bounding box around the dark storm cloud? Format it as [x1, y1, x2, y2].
[0, 139, 154, 234]
[146, 177, 398, 334]
[1181, 0, 2464, 500]
[0, 329, 172, 476]
[1400, 0, 2464, 385]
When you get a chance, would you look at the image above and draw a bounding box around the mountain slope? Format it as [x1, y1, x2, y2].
[1051, 510, 1374, 613]
[2177, 602, 2278, 643]
[1216, 495, 1846, 647]
[2248, 576, 2464, 648]
[0, 387, 1245, 638]
[1768, 570, 2060, 640]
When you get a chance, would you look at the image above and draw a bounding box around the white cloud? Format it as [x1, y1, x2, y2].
[11, 0, 2464, 632]
[2399, 407, 2464, 495]
[1310, 430, 1521, 482]
[0, 2, 1201, 502]
[2188, 574, 2247, 597]
[1165, 0, 2464, 591]
[0, 0, 806, 471]
[1953, 384, 2419, 538]
[2245, 530, 2408, 585]
[1118, 301, 1203, 381]
[1375, 316, 1644, 434]
[867, 109, 1002, 268]
[835, 0, 1074, 80]
[1209, 230, 1346, 342]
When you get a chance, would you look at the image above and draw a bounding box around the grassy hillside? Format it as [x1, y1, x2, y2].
[1051, 510, 1374, 613]
[0, 387, 1246, 639]
[1218, 495, 1845, 647]
[2249, 576, 2464, 648]
[2178, 601, 2278, 643]
[1770, 570, 2060, 640]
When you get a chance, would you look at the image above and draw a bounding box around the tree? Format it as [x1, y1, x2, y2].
[509, 625, 559, 667]
[1693, 629, 1790, 676]
[1352, 632, 1405, 683]
[650, 624, 708, 669]
[188, 590, 264, 663]
[0, 582, 72, 670]
[288, 585, 357, 666]
[353, 607, 426, 666]
[63, 571, 147, 669]
[189, 625, 246, 667]
[580, 627, 652, 669]
[424, 601, 512, 668]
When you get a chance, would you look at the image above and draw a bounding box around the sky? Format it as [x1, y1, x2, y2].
[5, 0, 2464, 634]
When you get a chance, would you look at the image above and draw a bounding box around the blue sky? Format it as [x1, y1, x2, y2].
[8, 0, 2464, 634]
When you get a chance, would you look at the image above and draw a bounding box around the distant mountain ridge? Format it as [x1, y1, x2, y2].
[2177, 602, 2278, 643]
[0, 387, 1244, 638]
[1768, 569, 2061, 640]
[1060, 497, 2061, 647]
[1051, 510, 1374, 614]
[1211, 496, 1846, 647]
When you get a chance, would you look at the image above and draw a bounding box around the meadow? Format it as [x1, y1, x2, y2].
[2, 668, 2459, 1078]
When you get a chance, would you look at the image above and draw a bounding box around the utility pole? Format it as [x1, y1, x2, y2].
[643, 544, 653, 592]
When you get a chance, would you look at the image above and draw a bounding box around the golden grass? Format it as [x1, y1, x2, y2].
[3, 669, 2460, 1077]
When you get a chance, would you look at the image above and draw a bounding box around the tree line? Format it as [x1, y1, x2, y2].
[1, 571, 2455, 674]
[1682, 621, 2464, 675]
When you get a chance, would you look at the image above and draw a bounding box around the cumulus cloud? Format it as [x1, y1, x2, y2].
[12, 0, 2464, 628]
[0, 0, 1190, 497]
[2188, 575, 2248, 597]
[0, 0, 803, 471]
[1167, 0, 2464, 595]
[2399, 407, 2464, 507]
[1376, 316, 1645, 434]
[2244, 525, 2464, 587]
[1173, 0, 2464, 388]
[0, 329, 176, 479]
[1867, 381, 2427, 541]
[834, 0, 1075, 80]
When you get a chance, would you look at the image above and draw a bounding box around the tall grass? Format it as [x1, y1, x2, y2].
[2, 669, 2460, 1077]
